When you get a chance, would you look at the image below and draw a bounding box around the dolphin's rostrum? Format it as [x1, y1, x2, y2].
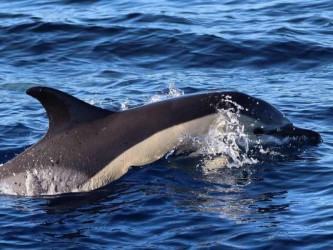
[0, 87, 321, 196]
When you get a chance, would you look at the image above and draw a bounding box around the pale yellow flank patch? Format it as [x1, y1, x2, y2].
[79, 114, 218, 192]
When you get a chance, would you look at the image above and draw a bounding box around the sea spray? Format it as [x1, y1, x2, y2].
[149, 82, 184, 103]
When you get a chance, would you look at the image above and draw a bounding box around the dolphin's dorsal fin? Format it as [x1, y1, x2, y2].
[26, 86, 113, 135]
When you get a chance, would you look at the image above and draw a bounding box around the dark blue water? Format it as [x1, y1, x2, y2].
[0, 0, 333, 249]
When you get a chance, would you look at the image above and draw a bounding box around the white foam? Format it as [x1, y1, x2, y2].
[120, 97, 130, 111]
[174, 96, 258, 171]
[149, 82, 184, 103]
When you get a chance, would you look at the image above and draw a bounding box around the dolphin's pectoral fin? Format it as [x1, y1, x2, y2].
[26, 86, 114, 135]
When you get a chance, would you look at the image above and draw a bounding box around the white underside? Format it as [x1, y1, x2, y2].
[79, 114, 218, 192]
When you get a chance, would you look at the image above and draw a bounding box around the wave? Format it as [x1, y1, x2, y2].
[0, 13, 332, 70]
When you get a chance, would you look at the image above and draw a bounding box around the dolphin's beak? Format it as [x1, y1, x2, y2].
[264, 124, 322, 145]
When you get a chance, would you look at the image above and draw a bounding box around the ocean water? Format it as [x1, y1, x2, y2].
[0, 0, 333, 249]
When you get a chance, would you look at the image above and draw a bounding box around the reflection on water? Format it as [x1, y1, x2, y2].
[170, 160, 289, 227]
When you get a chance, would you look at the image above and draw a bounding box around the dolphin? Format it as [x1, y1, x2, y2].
[0, 86, 321, 196]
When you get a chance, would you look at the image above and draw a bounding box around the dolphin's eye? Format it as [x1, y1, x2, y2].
[253, 128, 264, 135]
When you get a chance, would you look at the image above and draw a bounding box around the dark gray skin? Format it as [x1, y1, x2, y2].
[0, 87, 321, 196]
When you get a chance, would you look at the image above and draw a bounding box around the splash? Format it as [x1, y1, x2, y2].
[148, 82, 184, 103]
[86, 95, 105, 107]
[175, 95, 258, 171]
[120, 97, 130, 111]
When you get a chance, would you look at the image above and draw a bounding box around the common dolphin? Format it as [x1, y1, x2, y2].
[0, 87, 321, 196]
